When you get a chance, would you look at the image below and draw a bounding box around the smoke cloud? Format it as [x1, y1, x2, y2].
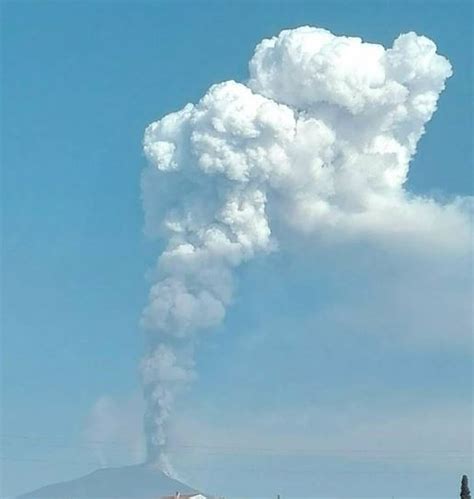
[84, 394, 146, 467]
[140, 26, 471, 471]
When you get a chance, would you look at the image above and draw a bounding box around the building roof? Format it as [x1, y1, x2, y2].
[161, 495, 206, 499]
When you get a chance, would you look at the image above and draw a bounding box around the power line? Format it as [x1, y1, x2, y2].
[0, 455, 448, 475]
[0, 455, 100, 467]
[1, 433, 471, 458]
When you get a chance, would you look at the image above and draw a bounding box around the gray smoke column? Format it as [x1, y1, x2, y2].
[140, 26, 469, 472]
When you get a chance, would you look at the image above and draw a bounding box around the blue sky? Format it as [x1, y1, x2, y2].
[1, 1, 473, 497]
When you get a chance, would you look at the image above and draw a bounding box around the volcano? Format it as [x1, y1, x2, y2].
[18, 463, 202, 498]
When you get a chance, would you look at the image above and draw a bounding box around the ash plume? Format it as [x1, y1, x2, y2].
[140, 26, 471, 472]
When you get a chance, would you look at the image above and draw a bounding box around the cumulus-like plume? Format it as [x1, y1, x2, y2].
[141, 26, 470, 471]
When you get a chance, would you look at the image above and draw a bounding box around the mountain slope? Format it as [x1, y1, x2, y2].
[18, 463, 200, 498]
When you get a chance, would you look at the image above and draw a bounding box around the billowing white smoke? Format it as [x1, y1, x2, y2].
[140, 26, 469, 471]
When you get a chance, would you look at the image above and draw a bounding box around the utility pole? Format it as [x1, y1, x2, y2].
[461, 475, 471, 499]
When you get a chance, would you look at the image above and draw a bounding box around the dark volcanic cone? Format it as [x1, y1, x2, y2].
[18, 463, 201, 498]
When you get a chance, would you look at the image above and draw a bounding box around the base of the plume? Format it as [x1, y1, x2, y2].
[17, 462, 202, 498]
[145, 449, 177, 479]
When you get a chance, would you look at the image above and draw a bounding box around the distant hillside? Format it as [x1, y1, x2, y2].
[17, 463, 201, 498]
